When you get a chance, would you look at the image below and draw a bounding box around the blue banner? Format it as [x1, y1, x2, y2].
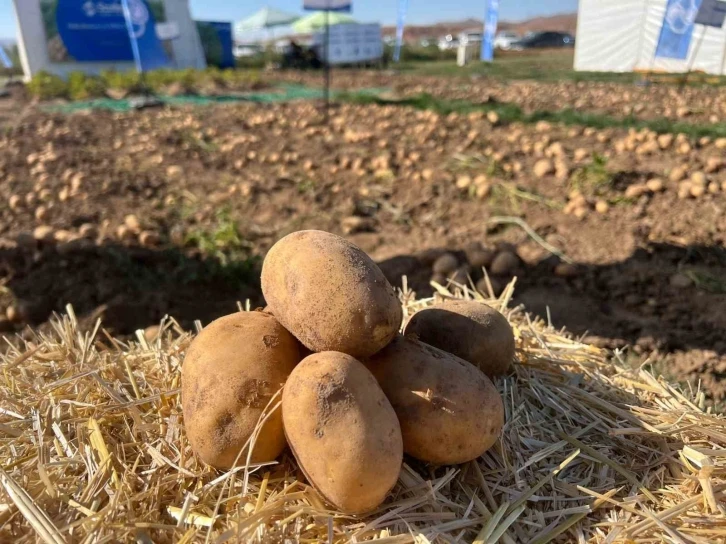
[481, 0, 500, 62]
[393, 0, 409, 62]
[196, 21, 235, 69]
[0, 46, 12, 69]
[655, 0, 703, 60]
[121, 0, 171, 71]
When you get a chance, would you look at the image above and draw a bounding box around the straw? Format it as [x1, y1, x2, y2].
[1, 282, 725, 542]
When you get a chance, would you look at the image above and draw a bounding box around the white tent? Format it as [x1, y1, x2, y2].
[575, 0, 726, 75]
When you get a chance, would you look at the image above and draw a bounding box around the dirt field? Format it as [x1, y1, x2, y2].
[1, 70, 726, 399]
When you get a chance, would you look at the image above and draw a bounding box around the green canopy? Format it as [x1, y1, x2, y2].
[235, 7, 300, 34]
[292, 11, 357, 33]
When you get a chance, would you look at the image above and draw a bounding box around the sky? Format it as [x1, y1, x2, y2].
[0, 0, 579, 40]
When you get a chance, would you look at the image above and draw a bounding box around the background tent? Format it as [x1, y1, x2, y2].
[291, 11, 357, 34]
[575, 0, 726, 75]
[235, 7, 300, 35]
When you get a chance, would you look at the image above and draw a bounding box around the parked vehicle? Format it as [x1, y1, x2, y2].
[233, 43, 263, 58]
[458, 31, 482, 45]
[510, 32, 575, 50]
[494, 31, 520, 50]
[438, 35, 459, 50]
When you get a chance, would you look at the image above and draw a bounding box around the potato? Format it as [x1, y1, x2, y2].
[404, 300, 514, 377]
[182, 311, 301, 469]
[366, 336, 504, 465]
[283, 352, 402, 514]
[261, 230, 402, 358]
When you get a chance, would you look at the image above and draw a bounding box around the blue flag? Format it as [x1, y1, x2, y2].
[0, 46, 12, 69]
[393, 0, 409, 62]
[481, 0, 500, 62]
[655, 0, 703, 60]
[120, 0, 171, 72]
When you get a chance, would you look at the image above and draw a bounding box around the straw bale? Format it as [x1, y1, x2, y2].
[1, 281, 725, 543]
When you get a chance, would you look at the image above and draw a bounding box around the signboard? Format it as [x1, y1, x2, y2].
[196, 21, 234, 69]
[303, 0, 352, 12]
[655, 0, 704, 59]
[695, 0, 726, 27]
[41, 0, 168, 63]
[313, 23, 382, 65]
[481, 0, 500, 62]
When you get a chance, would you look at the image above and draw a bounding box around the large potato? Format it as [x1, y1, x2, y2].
[182, 311, 301, 469]
[261, 230, 402, 358]
[283, 352, 403, 514]
[404, 300, 514, 377]
[366, 336, 504, 465]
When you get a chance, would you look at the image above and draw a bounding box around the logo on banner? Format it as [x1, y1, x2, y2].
[127, 0, 150, 38]
[655, 0, 704, 59]
[665, 0, 699, 33]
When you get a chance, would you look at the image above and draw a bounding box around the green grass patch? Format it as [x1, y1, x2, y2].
[339, 91, 726, 139]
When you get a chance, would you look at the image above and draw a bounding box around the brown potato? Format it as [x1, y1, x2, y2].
[404, 300, 514, 377]
[366, 336, 504, 465]
[182, 311, 301, 469]
[261, 230, 402, 358]
[283, 352, 402, 514]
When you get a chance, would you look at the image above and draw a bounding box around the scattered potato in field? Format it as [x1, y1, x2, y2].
[79, 223, 97, 239]
[646, 179, 664, 193]
[490, 251, 520, 276]
[182, 311, 301, 469]
[366, 336, 504, 465]
[8, 195, 23, 211]
[405, 299, 514, 377]
[533, 159, 554, 178]
[708, 182, 720, 194]
[669, 166, 687, 182]
[124, 214, 141, 233]
[690, 185, 706, 198]
[595, 200, 610, 214]
[138, 231, 161, 247]
[691, 172, 707, 186]
[624, 184, 648, 199]
[261, 231, 402, 358]
[283, 352, 402, 514]
[33, 225, 54, 243]
[433, 253, 459, 275]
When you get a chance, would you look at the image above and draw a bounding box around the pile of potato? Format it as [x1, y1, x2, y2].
[182, 230, 512, 514]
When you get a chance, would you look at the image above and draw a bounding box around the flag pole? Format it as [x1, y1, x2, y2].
[324, 6, 330, 122]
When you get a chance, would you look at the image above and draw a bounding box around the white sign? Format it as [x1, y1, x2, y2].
[303, 0, 352, 10]
[314, 23, 382, 65]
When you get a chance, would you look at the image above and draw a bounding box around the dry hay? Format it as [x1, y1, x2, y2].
[1, 280, 725, 544]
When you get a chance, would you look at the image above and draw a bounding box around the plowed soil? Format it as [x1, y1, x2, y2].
[1, 76, 725, 398]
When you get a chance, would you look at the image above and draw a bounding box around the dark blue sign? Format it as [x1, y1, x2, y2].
[481, 0, 500, 62]
[196, 21, 234, 69]
[53, 0, 169, 69]
[695, 0, 726, 27]
[655, 0, 703, 60]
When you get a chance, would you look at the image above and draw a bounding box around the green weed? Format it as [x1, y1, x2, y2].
[569, 153, 613, 195]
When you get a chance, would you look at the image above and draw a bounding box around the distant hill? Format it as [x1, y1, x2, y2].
[382, 13, 578, 42]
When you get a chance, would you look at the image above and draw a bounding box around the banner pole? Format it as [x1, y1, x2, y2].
[682, 25, 707, 87]
[393, 0, 409, 62]
[324, 7, 330, 122]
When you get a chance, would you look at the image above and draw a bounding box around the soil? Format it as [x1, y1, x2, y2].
[1, 78, 725, 398]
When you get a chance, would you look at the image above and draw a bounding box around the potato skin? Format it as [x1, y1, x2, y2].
[404, 300, 514, 377]
[366, 336, 504, 465]
[282, 352, 403, 514]
[182, 312, 300, 469]
[261, 230, 402, 358]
